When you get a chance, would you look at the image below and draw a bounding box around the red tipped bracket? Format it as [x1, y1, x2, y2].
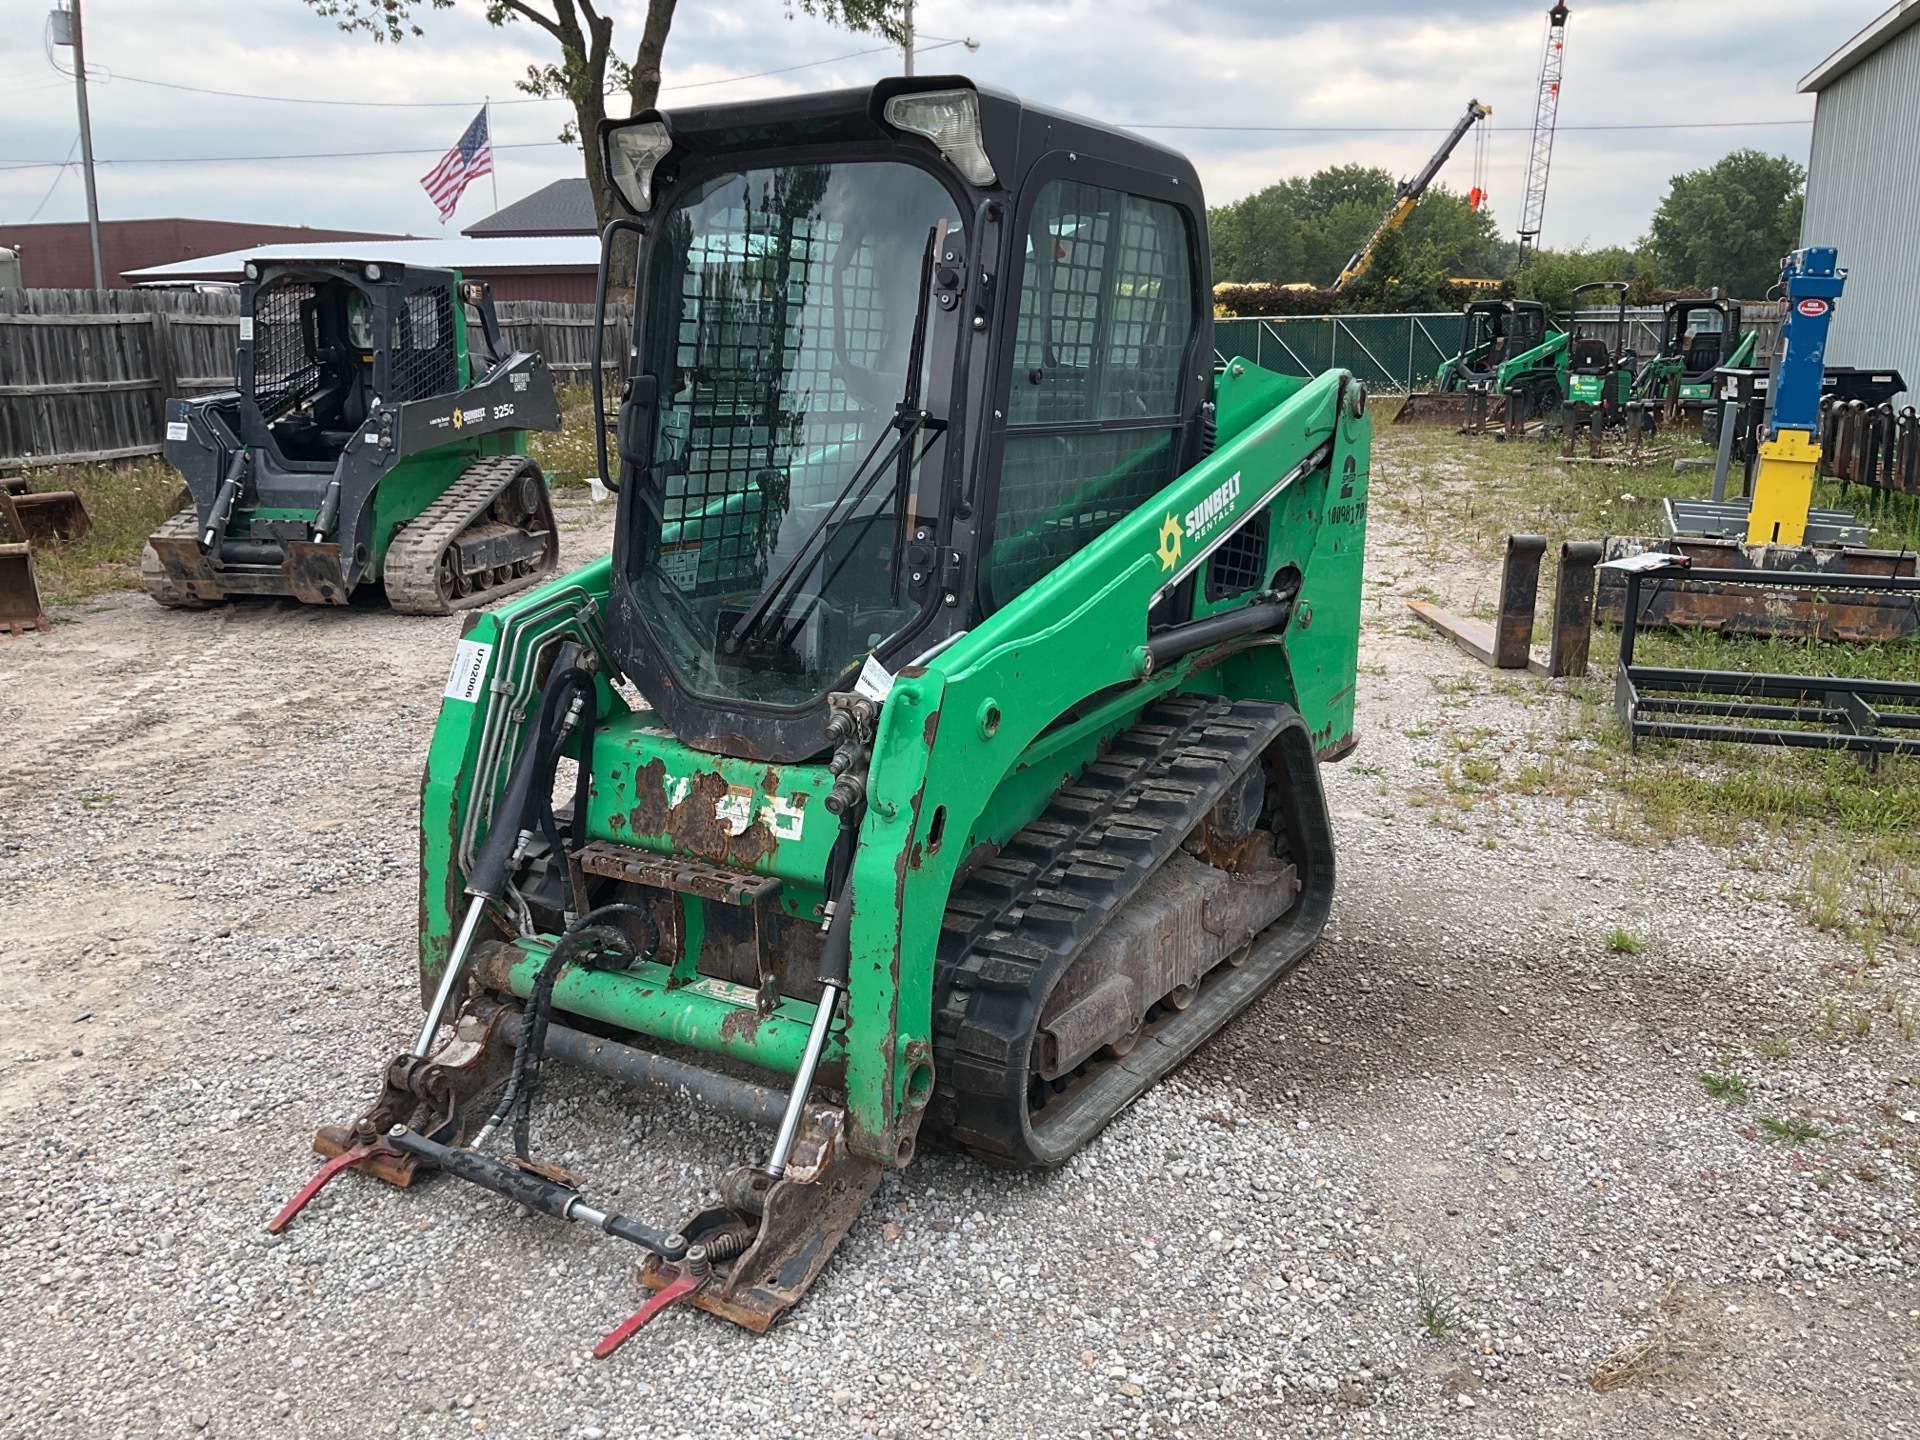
[266, 1142, 378, 1234]
[594, 1269, 702, 1359]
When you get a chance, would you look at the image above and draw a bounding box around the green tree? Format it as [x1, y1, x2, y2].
[1511, 244, 1655, 319]
[1648, 149, 1805, 298]
[1208, 188, 1308, 288]
[300, 0, 904, 227]
[1208, 164, 1504, 289]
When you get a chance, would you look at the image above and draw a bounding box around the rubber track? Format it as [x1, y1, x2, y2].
[383, 454, 558, 616]
[930, 695, 1299, 1169]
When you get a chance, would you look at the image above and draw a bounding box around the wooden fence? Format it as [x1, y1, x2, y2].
[0, 288, 243, 470]
[490, 299, 632, 391]
[0, 290, 634, 470]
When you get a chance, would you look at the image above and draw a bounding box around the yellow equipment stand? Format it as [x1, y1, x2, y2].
[1745, 427, 1822, 546]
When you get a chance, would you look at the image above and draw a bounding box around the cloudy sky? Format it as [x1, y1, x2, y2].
[0, 0, 1891, 248]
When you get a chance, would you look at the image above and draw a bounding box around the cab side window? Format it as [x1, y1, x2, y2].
[983, 179, 1195, 606]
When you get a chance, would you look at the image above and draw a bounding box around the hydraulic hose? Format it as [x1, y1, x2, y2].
[414, 644, 600, 1059]
[483, 902, 658, 1160]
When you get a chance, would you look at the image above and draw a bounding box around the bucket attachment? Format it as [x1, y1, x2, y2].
[0, 543, 50, 635]
[1394, 391, 1474, 426]
[144, 508, 356, 607]
[2, 486, 92, 546]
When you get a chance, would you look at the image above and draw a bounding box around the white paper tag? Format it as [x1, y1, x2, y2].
[238, 317, 253, 341]
[442, 639, 492, 703]
[165, 421, 189, 442]
[657, 543, 700, 591]
[855, 653, 894, 702]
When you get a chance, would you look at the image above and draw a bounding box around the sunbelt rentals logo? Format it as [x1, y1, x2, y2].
[1157, 513, 1183, 571]
[1159, 470, 1244, 573]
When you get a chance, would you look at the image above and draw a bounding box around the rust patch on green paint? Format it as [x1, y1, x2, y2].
[719, 1004, 766, 1044]
[629, 757, 673, 836]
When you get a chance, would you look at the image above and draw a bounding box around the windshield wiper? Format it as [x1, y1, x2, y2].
[721, 227, 945, 659]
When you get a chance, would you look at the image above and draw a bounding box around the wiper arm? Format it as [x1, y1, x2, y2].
[722, 227, 946, 657]
[718, 410, 925, 656]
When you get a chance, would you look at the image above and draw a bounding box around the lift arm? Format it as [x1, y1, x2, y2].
[1333, 99, 1490, 293]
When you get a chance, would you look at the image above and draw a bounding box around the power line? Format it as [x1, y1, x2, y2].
[23, 137, 81, 222]
[0, 140, 573, 172]
[83, 39, 957, 110]
[1130, 119, 1813, 133]
[0, 111, 1812, 173]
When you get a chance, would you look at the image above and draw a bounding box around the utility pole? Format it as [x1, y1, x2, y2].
[57, 0, 106, 290]
[903, 0, 914, 76]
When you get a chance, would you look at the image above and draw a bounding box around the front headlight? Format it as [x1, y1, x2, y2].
[883, 89, 996, 187]
[604, 120, 674, 214]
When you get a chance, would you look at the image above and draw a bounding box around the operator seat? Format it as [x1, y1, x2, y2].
[1684, 332, 1722, 376]
[1570, 337, 1611, 371]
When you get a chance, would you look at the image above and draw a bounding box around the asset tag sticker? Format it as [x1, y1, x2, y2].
[238, 317, 254, 341]
[855, 653, 894, 701]
[165, 421, 189, 442]
[657, 543, 701, 591]
[442, 639, 493, 703]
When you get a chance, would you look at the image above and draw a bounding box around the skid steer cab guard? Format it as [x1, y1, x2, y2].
[1395, 299, 1564, 427]
[1634, 297, 1756, 415]
[149, 257, 562, 612]
[280, 76, 1372, 1348]
[1448, 300, 1547, 390]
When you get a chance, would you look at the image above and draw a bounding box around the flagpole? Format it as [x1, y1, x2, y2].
[486, 98, 499, 209]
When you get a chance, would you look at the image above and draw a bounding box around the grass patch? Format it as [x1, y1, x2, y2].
[1700, 1072, 1750, 1104]
[1413, 1273, 1462, 1340]
[7, 457, 184, 604]
[1605, 929, 1643, 955]
[1757, 1115, 1829, 1146]
[527, 382, 604, 488]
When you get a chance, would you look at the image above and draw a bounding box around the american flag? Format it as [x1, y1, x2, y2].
[421, 108, 493, 222]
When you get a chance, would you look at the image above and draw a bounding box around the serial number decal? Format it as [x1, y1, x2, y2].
[1327, 500, 1369, 528]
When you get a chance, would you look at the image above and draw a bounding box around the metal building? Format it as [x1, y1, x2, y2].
[1799, 2, 1920, 390]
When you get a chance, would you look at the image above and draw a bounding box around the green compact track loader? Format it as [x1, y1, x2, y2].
[273, 77, 1371, 1349]
[145, 258, 562, 613]
[1394, 299, 1567, 428]
[1632, 296, 1756, 427]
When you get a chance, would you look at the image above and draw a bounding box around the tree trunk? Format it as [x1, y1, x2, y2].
[629, 0, 679, 115]
[579, 89, 613, 229]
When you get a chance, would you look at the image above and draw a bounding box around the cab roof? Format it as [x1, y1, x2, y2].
[647, 75, 1205, 204]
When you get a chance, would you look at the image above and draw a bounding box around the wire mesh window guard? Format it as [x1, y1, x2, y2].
[987, 180, 1194, 603]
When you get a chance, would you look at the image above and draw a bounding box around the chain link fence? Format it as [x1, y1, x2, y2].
[1217, 304, 1785, 395]
[1214, 314, 1461, 394]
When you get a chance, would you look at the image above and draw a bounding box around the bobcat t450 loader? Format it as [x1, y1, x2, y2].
[274, 77, 1372, 1350]
[145, 257, 562, 613]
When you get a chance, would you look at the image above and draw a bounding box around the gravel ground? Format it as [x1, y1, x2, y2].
[2, 449, 1917, 1440]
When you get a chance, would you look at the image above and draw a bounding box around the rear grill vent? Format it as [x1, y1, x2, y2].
[1204, 519, 1268, 602]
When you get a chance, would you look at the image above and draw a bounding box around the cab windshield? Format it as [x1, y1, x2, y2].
[634, 161, 959, 706]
